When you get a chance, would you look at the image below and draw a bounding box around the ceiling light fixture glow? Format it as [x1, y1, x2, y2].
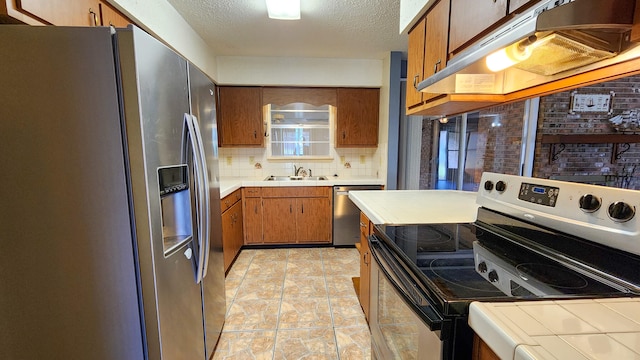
[266, 0, 300, 20]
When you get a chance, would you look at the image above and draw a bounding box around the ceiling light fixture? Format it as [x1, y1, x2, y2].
[266, 0, 300, 20]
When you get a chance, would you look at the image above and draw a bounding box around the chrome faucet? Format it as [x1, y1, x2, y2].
[294, 165, 303, 176]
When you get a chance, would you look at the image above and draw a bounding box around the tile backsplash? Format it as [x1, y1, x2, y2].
[218, 147, 381, 179]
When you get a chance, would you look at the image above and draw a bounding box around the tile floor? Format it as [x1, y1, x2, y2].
[213, 247, 372, 360]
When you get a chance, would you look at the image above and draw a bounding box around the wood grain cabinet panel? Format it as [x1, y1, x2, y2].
[296, 197, 331, 243]
[359, 212, 372, 320]
[217, 86, 264, 147]
[406, 17, 427, 108]
[221, 200, 243, 272]
[262, 198, 296, 243]
[472, 334, 501, 360]
[243, 197, 263, 244]
[423, 0, 450, 102]
[99, 1, 130, 27]
[17, 0, 101, 25]
[336, 88, 379, 147]
[449, 0, 507, 54]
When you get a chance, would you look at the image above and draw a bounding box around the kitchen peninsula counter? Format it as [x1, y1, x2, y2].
[348, 189, 479, 224]
[469, 299, 640, 360]
[219, 176, 384, 198]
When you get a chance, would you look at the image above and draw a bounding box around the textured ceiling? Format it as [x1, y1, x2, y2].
[164, 0, 407, 59]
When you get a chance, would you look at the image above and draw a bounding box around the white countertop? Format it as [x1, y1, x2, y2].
[348, 189, 479, 224]
[219, 176, 384, 198]
[469, 299, 640, 360]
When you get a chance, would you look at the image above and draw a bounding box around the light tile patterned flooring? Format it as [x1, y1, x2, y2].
[213, 247, 372, 360]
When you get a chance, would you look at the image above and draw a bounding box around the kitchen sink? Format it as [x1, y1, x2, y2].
[264, 175, 328, 181]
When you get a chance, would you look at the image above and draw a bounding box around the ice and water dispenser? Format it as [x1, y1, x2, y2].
[158, 165, 193, 257]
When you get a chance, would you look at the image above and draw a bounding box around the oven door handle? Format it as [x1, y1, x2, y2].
[369, 235, 446, 331]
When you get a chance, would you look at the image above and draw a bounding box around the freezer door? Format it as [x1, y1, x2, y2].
[0, 26, 144, 359]
[116, 27, 206, 360]
[188, 64, 226, 358]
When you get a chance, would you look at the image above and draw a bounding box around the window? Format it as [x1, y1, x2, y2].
[267, 102, 333, 159]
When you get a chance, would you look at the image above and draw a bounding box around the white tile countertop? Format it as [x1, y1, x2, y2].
[469, 299, 640, 360]
[219, 176, 384, 198]
[348, 189, 479, 224]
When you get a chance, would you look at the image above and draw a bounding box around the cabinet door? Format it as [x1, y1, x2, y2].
[359, 212, 371, 320]
[230, 201, 243, 266]
[423, 0, 450, 102]
[336, 88, 379, 147]
[243, 197, 263, 244]
[449, 0, 507, 53]
[99, 1, 130, 27]
[221, 207, 235, 272]
[18, 0, 101, 26]
[262, 198, 296, 243]
[406, 17, 426, 108]
[217, 86, 264, 147]
[296, 197, 331, 243]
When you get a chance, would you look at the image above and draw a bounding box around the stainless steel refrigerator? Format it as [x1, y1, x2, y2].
[0, 25, 225, 360]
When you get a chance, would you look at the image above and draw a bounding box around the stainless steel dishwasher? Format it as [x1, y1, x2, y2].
[333, 185, 383, 246]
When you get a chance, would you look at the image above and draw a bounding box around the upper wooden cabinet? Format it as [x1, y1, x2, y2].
[217, 86, 264, 147]
[406, 17, 426, 108]
[406, 0, 451, 111]
[449, 0, 508, 54]
[99, 1, 131, 27]
[336, 88, 379, 148]
[423, 0, 450, 101]
[0, 0, 131, 26]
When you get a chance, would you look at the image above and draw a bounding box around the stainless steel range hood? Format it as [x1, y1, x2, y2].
[418, 0, 637, 96]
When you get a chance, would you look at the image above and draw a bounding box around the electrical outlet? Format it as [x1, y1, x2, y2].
[249, 156, 254, 164]
[226, 156, 232, 166]
[340, 156, 345, 163]
[360, 155, 366, 164]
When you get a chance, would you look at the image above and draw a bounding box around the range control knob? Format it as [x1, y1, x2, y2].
[478, 261, 488, 273]
[495, 181, 507, 192]
[484, 181, 494, 191]
[579, 194, 601, 213]
[608, 202, 635, 222]
[488, 270, 499, 283]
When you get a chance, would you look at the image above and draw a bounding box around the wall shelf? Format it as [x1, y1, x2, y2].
[540, 134, 640, 164]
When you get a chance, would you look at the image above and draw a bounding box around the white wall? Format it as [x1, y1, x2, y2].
[108, 0, 218, 80]
[216, 56, 383, 87]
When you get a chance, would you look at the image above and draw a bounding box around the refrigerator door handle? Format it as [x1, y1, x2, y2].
[184, 114, 207, 284]
[190, 115, 211, 279]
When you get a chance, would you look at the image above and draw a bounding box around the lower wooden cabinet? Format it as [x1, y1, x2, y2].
[221, 190, 243, 273]
[243, 186, 332, 245]
[472, 334, 500, 360]
[359, 212, 372, 320]
[262, 198, 296, 243]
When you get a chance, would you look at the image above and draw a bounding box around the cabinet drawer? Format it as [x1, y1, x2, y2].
[242, 187, 262, 197]
[261, 186, 330, 198]
[221, 189, 242, 213]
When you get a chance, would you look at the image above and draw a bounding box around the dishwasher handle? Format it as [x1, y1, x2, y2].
[335, 191, 350, 196]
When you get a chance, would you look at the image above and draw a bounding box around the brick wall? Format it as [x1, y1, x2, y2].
[534, 76, 640, 190]
[474, 102, 527, 184]
[417, 77, 640, 190]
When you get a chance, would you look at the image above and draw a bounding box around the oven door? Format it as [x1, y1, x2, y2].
[369, 236, 447, 360]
